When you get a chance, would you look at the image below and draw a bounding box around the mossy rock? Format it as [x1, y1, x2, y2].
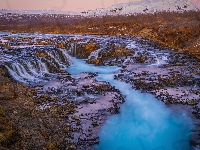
[46, 142, 59, 150]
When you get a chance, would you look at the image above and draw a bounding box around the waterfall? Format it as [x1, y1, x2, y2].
[26, 60, 47, 77]
[88, 48, 102, 60]
[4, 48, 72, 84]
[148, 51, 169, 66]
[47, 48, 72, 68]
[6, 65, 28, 83]
[5, 58, 49, 83]
[74, 43, 76, 57]
[69, 43, 77, 57]
[59, 49, 72, 66]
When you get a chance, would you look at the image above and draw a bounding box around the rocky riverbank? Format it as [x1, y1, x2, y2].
[1, 33, 199, 149]
[0, 65, 124, 150]
[68, 35, 200, 148]
[96, 47, 200, 148]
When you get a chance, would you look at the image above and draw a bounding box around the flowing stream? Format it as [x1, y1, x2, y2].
[67, 57, 193, 150]
[1, 33, 195, 149]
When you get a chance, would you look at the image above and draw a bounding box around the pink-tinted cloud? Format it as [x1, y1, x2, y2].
[190, 0, 200, 7]
[1, 0, 136, 11]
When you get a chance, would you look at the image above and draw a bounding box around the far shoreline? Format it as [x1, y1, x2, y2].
[0, 10, 199, 59]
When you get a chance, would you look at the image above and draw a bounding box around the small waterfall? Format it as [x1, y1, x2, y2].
[5, 48, 72, 84]
[148, 52, 169, 66]
[59, 49, 72, 66]
[47, 48, 72, 68]
[69, 43, 77, 57]
[31, 59, 49, 75]
[26, 60, 48, 77]
[6, 65, 28, 83]
[74, 43, 76, 57]
[88, 48, 102, 60]
[5, 58, 49, 83]
[12, 63, 35, 80]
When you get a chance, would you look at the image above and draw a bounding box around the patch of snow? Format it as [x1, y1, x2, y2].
[0, 0, 198, 17]
[82, 0, 199, 17]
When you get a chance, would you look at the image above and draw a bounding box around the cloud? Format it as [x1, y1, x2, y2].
[190, 0, 200, 7]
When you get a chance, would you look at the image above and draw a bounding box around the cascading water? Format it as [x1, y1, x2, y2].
[147, 51, 169, 66]
[1, 33, 196, 149]
[4, 47, 71, 84]
[88, 48, 102, 60]
[5, 58, 49, 83]
[69, 43, 77, 57]
[47, 48, 72, 68]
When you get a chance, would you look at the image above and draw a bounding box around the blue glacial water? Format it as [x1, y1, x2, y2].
[67, 57, 194, 150]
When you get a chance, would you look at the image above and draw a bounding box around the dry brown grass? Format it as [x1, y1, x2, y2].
[0, 66, 77, 149]
[0, 11, 199, 58]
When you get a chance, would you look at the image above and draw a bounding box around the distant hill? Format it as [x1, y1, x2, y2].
[82, 0, 199, 16]
[0, 0, 199, 16]
[0, 9, 81, 15]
